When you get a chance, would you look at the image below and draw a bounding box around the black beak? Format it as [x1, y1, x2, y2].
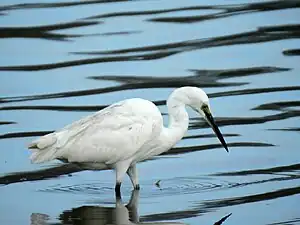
[204, 110, 229, 152]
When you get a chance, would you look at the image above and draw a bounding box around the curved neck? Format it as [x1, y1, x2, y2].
[164, 97, 189, 143]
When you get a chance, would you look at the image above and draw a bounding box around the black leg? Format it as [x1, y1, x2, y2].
[134, 184, 140, 190]
[115, 182, 121, 199]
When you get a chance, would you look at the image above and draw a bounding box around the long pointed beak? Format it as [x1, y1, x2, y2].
[203, 110, 229, 152]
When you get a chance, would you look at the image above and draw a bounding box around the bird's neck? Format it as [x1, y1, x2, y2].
[165, 98, 189, 144]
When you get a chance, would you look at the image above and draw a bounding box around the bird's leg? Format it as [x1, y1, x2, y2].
[115, 160, 131, 198]
[115, 182, 122, 199]
[126, 164, 140, 190]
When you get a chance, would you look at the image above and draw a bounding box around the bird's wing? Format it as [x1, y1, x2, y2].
[29, 100, 161, 164]
[28, 103, 117, 150]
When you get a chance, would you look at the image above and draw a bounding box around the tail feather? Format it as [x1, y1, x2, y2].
[30, 148, 58, 163]
[28, 142, 38, 149]
[28, 133, 58, 163]
[29, 133, 57, 150]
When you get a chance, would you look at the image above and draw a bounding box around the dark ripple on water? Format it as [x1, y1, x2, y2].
[141, 166, 300, 222]
[0, 1, 300, 225]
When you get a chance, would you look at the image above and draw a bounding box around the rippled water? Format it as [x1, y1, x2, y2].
[0, 0, 300, 225]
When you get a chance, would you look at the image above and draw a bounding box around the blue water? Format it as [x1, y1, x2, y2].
[1, 1, 300, 225]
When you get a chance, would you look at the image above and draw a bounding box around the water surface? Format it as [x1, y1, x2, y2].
[0, 0, 300, 225]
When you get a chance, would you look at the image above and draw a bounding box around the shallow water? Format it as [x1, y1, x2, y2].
[0, 0, 300, 224]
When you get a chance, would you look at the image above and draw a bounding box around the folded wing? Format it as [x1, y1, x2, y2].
[29, 100, 161, 164]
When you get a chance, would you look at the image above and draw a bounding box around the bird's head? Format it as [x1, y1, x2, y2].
[174, 86, 229, 152]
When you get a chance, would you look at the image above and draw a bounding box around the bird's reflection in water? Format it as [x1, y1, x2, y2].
[31, 190, 186, 225]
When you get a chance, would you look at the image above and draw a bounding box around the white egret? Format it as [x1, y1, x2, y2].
[28, 86, 228, 196]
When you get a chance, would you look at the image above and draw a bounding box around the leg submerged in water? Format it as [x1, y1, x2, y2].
[115, 182, 121, 198]
[115, 160, 131, 198]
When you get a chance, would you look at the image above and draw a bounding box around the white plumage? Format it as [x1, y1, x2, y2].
[28, 86, 228, 195]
